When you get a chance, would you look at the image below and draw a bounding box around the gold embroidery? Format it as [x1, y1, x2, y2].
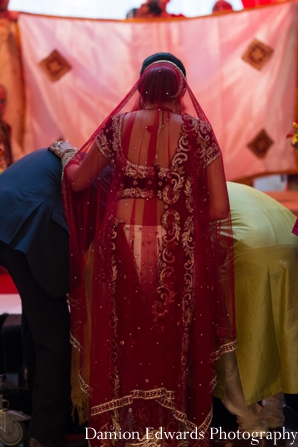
[118, 187, 155, 199]
[97, 412, 121, 447]
[70, 333, 81, 352]
[108, 224, 120, 399]
[96, 114, 125, 161]
[182, 115, 221, 169]
[153, 284, 176, 319]
[92, 387, 213, 441]
[161, 210, 181, 244]
[118, 152, 155, 179]
[96, 128, 112, 159]
[162, 166, 185, 205]
[181, 216, 194, 260]
[92, 111, 230, 445]
[91, 387, 175, 416]
[79, 374, 92, 395]
[158, 167, 169, 178]
[210, 339, 237, 362]
[126, 430, 161, 447]
[112, 114, 124, 155]
[184, 177, 193, 214]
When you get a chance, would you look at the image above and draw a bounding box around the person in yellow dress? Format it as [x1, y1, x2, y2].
[214, 182, 298, 442]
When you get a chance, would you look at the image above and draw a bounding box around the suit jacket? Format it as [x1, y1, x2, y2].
[0, 149, 69, 297]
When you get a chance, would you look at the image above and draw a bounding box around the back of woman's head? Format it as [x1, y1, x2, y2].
[140, 52, 186, 76]
[138, 53, 186, 104]
[138, 64, 182, 103]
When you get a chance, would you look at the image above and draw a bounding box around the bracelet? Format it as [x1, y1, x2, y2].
[53, 140, 74, 158]
[61, 149, 77, 178]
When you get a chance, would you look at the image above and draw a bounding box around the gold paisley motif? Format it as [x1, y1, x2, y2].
[160, 265, 174, 281]
[162, 171, 184, 205]
[161, 210, 181, 244]
[153, 284, 176, 319]
[162, 249, 175, 264]
[172, 152, 188, 167]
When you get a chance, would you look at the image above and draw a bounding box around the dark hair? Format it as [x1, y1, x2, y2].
[140, 52, 186, 76]
[126, 8, 138, 18]
[138, 64, 181, 103]
[147, 2, 162, 15]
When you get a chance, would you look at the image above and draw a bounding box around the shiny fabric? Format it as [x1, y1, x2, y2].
[64, 61, 235, 446]
[215, 182, 298, 405]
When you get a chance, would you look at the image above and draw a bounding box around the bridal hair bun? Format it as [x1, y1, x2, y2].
[138, 61, 185, 103]
[140, 52, 186, 76]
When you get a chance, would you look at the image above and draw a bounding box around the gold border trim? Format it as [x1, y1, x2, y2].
[91, 387, 213, 435]
[210, 340, 237, 362]
[70, 333, 82, 352]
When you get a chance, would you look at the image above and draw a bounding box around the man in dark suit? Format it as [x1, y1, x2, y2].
[0, 148, 71, 447]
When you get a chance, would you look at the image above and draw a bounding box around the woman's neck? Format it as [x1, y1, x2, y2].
[143, 102, 180, 114]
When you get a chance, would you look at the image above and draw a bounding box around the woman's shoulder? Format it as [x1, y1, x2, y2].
[182, 114, 212, 133]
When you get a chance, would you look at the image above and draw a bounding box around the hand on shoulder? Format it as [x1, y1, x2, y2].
[48, 141, 77, 158]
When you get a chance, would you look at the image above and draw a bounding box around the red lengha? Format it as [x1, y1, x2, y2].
[64, 61, 236, 447]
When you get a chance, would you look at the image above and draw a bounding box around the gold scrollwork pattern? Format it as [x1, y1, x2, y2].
[182, 115, 221, 169]
[162, 166, 185, 205]
[91, 110, 225, 440]
[184, 177, 193, 214]
[118, 187, 155, 199]
[118, 151, 156, 179]
[95, 114, 125, 161]
[161, 210, 181, 244]
[153, 284, 176, 319]
[107, 224, 121, 400]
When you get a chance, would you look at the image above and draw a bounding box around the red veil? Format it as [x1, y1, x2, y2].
[64, 60, 236, 447]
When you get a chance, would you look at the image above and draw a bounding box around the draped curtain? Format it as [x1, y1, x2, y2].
[19, 2, 297, 180]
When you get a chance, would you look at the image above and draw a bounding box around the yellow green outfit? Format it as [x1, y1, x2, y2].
[215, 182, 298, 407]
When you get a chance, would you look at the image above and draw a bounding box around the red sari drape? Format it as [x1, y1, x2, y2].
[64, 61, 236, 447]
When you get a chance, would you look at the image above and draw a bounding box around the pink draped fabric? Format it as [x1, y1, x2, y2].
[19, 3, 297, 180]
